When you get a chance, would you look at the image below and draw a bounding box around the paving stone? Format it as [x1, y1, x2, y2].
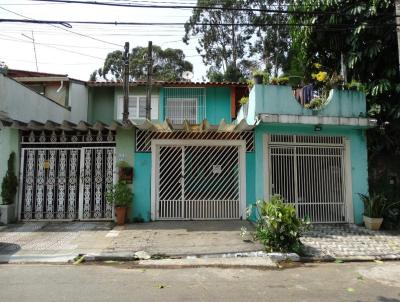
[301, 224, 400, 259]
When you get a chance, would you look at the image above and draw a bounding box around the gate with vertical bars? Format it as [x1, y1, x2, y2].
[154, 141, 245, 220]
[267, 134, 347, 223]
[19, 130, 116, 220]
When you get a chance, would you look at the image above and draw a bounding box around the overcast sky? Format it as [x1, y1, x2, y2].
[0, 0, 206, 81]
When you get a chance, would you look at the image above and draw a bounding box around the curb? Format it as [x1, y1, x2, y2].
[0, 253, 78, 264]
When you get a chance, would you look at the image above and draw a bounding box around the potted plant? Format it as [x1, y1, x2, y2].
[253, 70, 268, 85]
[105, 181, 132, 225]
[116, 160, 133, 184]
[0, 152, 18, 224]
[359, 193, 399, 230]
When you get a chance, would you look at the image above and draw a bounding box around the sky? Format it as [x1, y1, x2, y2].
[0, 0, 206, 81]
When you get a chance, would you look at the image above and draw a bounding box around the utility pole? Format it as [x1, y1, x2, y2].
[122, 42, 130, 123]
[396, 0, 400, 73]
[22, 31, 38, 72]
[274, 0, 281, 78]
[146, 41, 153, 120]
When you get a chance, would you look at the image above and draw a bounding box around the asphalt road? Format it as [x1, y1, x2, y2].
[0, 262, 399, 302]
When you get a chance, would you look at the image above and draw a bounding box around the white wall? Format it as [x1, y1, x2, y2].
[0, 74, 71, 123]
[68, 82, 88, 123]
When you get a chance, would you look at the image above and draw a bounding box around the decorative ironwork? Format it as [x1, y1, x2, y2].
[39, 131, 46, 143]
[35, 150, 45, 219]
[83, 148, 92, 219]
[28, 132, 35, 143]
[45, 150, 56, 219]
[136, 130, 254, 152]
[50, 131, 57, 143]
[67, 150, 79, 219]
[23, 150, 35, 219]
[105, 148, 114, 218]
[57, 150, 67, 219]
[21, 147, 115, 221]
[21, 130, 115, 145]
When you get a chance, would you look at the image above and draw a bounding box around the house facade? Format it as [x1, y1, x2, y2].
[0, 72, 375, 224]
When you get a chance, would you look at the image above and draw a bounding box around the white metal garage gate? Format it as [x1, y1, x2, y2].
[266, 134, 350, 223]
[152, 140, 246, 220]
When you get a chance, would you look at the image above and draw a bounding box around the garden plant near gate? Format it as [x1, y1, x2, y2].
[105, 181, 132, 225]
[247, 195, 310, 253]
[1, 152, 18, 205]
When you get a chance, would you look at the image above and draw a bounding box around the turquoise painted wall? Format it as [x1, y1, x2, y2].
[243, 85, 367, 125]
[253, 123, 368, 224]
[159, 86, 232, 124]
[133, 152, 152, 221]
[205, 87, 232, 124]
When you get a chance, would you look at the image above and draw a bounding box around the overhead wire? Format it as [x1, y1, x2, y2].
[0, 6, 122, 46]
[32, 0, 398, 17]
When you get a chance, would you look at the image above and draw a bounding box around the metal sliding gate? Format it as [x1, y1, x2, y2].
[20, 147, 115, 220]
[154, 141, 245, 220]
[267, 135, 348, 223]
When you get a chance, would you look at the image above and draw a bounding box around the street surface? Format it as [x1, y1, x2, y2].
[0, 262, 399, 301]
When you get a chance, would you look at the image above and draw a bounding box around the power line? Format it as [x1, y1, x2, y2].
[0, 6, 122, 47]
[0, 18, 396, 29]
[33, 0, 397, 17]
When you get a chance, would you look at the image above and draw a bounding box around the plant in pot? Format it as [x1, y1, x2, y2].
[359, 193, 400, 230]
[253, 70, 267, 85]
[105, 181, 132, 225]
[116, 160, 133, 184]
[0, 152, 18, 224]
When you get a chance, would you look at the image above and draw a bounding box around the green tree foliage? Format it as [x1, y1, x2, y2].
[1, 152, 18, 205]
[290, 0, 400, 202]
[91, 45, 193, 81]
[183, 0, 254, 82]
[250, 0, 291, 77]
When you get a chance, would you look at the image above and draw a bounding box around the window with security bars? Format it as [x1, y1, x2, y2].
[117, 95, 158, 120]
[166, 98, 197, 124]
[164, 87, 206, 124]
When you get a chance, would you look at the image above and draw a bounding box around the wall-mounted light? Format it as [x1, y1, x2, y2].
[314, 125, 322, 131]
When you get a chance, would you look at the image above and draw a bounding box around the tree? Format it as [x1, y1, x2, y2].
[290, 0, 400, 202]
[249, 0, 291, 77]
[90, 45, 193, 81]
[183, 0, 253, 82]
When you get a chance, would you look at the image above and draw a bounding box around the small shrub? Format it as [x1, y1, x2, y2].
[1, 152, 18, 205]
[105, 181, 132, 207]
[239, 96, 249, 105]
[249, 195, 310, 253]
[270, 76, 289, 85]
[305, 97, 325, 110]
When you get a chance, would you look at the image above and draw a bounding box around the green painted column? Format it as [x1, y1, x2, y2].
[0, 128, 20, 205]
[115, 128, 135, 220]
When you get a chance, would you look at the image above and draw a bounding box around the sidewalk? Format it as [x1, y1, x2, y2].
[0, 221, 264, 263]
[0, 221, 399, 264]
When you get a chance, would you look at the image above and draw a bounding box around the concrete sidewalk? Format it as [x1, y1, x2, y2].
[1, 221, 400, 264]
[0, 221, 263, 263]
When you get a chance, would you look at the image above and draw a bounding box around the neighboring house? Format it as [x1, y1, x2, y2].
[0, 72, 84, 215]
[7, 69, 88, 122]
[0, 70, 375, 225]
